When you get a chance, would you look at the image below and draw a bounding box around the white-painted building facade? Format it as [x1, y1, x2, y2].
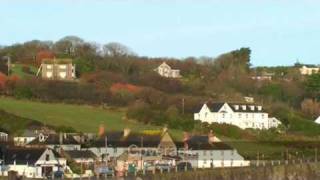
[299, 65, 320, 75]
[194, 102, 281, 130]
[0, 148, 66, 179]
[154, 62, 181, 78]
[178, 134, 250, 168]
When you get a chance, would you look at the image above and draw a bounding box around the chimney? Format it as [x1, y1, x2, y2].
[59, 133, 63, 145]
[183, 132, 190, 142]
[98, 124, 105, 137]
[123, 128, 131, 137]
[208, 130, 215, 143]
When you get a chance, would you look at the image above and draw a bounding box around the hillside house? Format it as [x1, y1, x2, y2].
[176, 132, 249, 168]
[154, 62, 181, 78]
[0, 147, 66, 178]
[194, 102, 281, 130]
[37, 58, 76, 80]
[251, 72, 274, 81]
[299, 65, 320, 75]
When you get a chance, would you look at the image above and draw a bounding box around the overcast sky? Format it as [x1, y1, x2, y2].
[1, 0, 320, 66]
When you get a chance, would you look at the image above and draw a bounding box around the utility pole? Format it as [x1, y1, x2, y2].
[2, 56, 11, 76]
[182, 98, 185, 115]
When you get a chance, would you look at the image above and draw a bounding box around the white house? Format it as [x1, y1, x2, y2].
[315, 116, 320, 124]
[178, 133, 250, 168]
[14, 130, 38, 146]
[0, 132, 8, 142]
[154, 62, 181, 78]
[1, 147, 66, 179]
[299, 65, 320, 75]
[194, 102, 281, 130]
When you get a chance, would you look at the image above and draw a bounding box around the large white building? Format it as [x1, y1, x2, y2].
[194, 102, 281, 130]
[154, 62, 181, 78]
[299, 65, 320, 75]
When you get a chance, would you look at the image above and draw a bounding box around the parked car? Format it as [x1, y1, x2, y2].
[177, 162, 192, 171]
[98, 167, 114, 177]
[155, 163, 171, 172]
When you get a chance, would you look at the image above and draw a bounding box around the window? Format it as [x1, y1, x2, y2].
[238, 114, 242, 118]
[205, 112, 208, 118]
[222, 114, 225, 118]
[45, 154, 50, 161]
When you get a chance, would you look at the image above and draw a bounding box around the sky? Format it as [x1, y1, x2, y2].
[0, 0, 320, 66]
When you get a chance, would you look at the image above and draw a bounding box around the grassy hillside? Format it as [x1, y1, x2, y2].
[0, 97, 182, 137]
[11, 64, 37, 78]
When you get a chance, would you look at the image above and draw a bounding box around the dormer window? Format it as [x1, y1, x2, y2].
[242, 105, 246, 110]
[234, 105, 239, 110]
[250, 106, 254, 111]
[257, 106, 262, 111]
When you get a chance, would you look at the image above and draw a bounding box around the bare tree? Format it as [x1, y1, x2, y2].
[103, 42, 137, 57]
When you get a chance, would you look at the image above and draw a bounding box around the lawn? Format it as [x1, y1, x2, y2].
[0, 97, 183, 137]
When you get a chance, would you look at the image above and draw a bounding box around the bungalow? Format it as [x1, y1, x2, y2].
[0, 147, 66, 179]
[177, 132, 250, 168]
[194, 102, 281, 130]
[154, 62, 181, 78]
[27, 133, 80, 151]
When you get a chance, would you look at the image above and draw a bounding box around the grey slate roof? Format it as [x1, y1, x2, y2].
[204, 102, 265, 113]
[64, 150, 97, 159]
[3, 147, 46, 165]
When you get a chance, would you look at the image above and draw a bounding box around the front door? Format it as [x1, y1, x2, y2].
[42, 166, 53, 178]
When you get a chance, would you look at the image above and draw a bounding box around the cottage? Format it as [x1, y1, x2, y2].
[194, 102, 281, 130]
[37, 58, 76, 80]
[85, 128, 176, 162]
[154, 62, 181, 78]
[27, 133, 80, 151]
[0, 147, 66, 178]
[63, 150, 97, 164]
[177, 132, 250, 168]
[299, 65, 320, 75]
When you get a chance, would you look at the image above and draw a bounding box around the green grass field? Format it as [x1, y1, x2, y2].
[11, 64, 38, 78]
[0, 97, 183, 137]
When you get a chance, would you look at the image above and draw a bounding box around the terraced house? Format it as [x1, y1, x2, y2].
[194, 102, 281, 130]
